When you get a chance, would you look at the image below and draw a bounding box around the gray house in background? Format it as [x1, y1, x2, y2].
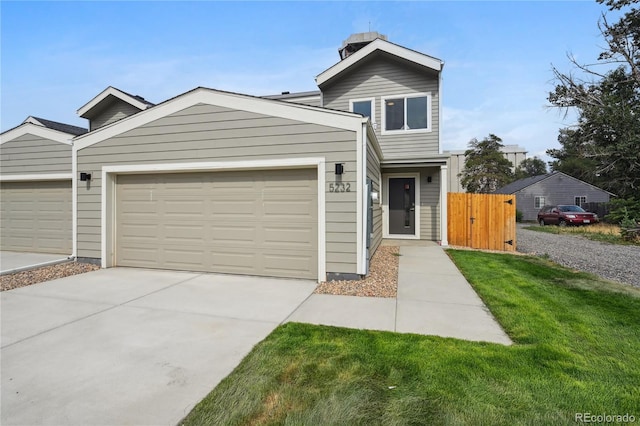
[494, 171, 614, 221]
[2, 32, 450, 282]
[0, 117, 86, 254]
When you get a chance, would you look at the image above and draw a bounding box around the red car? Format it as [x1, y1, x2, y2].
[537, 205, 599, 227]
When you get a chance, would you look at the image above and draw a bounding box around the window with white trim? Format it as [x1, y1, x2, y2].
[350, 98, 374, 119]
[534, 196, 545, 209]
[574, 196, 587, 206]
[382, 93, 431, 134]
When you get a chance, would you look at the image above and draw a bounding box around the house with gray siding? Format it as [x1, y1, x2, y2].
[495, 171, 614, 221]
[2, 32, 449, 282]
[0, 117, 86, 254]
[317, 33, 448, 244]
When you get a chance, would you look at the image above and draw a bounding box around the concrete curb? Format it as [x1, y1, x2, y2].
[0, 257, 74, 276]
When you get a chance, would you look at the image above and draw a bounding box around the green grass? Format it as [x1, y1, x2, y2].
[524, 223, 640, 245]
[181, 251, 640, 425]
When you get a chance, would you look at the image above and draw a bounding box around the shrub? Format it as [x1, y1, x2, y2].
[516, 209, 523, 223]
[605, 198, 640, 224]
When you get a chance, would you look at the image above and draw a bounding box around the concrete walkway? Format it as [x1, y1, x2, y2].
[287, 243, 512, 345]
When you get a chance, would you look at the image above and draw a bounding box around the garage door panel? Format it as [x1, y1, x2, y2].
[263, 252, 315, 276]
[210, 225, 257, 244]
[263, 226, 315, 249]
[0, 181, 72, 254]
[116, 169, 317, 279]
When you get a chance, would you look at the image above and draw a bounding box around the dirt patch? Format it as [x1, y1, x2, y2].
[314, 245, 399, 298]
[1, 262, 100, 292]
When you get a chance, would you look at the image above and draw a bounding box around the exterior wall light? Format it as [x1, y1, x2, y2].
[80, 172, 92, 181]
[335, 163, 344, 175]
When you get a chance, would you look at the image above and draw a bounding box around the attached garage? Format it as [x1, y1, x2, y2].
[114, 169, 318, 279]
[74, 88, 380, 282]
[0, 180, 72, 254]
[1, 119, 84, 256]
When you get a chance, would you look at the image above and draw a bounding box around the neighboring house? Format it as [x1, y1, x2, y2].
[0, 117, 87, 254]
[444, 144, 528, 193]
[494, 171, 614, 221]
[1, 32, 449, 282]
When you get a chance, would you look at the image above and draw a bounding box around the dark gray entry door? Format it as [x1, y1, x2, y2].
[389, 177, 415, 235]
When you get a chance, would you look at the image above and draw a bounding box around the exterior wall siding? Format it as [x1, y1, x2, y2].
[90, 99, 142, 131]
[322, 55, 440, 159]
[366, 143, 382, 255]
[516, 174, 612, 221]
[76, 103, 359, 274]
[383, 166, 441, 240]
[0, 134, 71, 175]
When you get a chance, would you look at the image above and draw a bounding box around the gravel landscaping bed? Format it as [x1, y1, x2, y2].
[314, 245, 399, 298]
[517, 226, 640, 288]
[1, 262, 100, 292]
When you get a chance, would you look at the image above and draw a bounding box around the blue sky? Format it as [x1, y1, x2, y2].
[1, 1, 618, 162]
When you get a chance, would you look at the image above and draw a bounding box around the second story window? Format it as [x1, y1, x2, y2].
[350, 98, 374, 119]
[382, 93, 431, 134]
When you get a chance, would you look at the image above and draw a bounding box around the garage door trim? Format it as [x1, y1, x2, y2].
[101, 158, 326, 281]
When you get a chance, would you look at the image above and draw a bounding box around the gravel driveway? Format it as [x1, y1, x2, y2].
[517, 225, 640, 288]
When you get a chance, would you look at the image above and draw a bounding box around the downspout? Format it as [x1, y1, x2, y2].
[71, 138, 78, 260]
[360, 121, 369, 275]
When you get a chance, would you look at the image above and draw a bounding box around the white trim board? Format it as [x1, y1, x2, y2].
[0, 123, 74, 145]
[382, 173, 421, 240]
[100, 157, 327, 282]
[0, 173, 72, 182]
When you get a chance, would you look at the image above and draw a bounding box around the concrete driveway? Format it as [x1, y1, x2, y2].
[1, 268, 316, 426]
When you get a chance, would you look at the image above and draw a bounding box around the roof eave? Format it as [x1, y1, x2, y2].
[77, 86, 150, 118]
[316, 38, 443, 88]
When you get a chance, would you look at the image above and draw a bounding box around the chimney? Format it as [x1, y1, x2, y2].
[339, 31, 387, 60]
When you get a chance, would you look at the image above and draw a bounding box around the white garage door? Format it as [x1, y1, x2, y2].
[115, 169, 318, 279]
[0, 180, 72, 254]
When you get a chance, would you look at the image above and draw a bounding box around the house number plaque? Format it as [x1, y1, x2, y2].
[329, 183, 351, 192]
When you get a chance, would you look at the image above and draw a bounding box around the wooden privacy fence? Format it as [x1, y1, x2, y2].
[448, 193, 517, 252]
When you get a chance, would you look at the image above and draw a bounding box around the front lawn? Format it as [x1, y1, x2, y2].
[181, 251, 640, 425]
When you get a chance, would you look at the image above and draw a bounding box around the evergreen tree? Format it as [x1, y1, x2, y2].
[460, 134, 514, 193]
[514, 157, 548, 180]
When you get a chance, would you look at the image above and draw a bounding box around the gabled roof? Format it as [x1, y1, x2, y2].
[23, 116, 87, 136]
[77, 86, 154, 119]
[0, 121, 76, 145]
[494, 174, 550, 194]
[494, 171, 616, 196]
[316, 38, 444, 87]
[74, 86, 380, 153]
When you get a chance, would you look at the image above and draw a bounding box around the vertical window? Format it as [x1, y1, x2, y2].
[352, 100, 372, 118]
[350, 98, 375, 123]
[385, 98, 404, 130]
[534, 196, 545, 209]
[574, 196, 587, 206]
[382, 93, 431, 134]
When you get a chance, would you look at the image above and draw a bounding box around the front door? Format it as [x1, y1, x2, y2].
[389, 177, 416, 235]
